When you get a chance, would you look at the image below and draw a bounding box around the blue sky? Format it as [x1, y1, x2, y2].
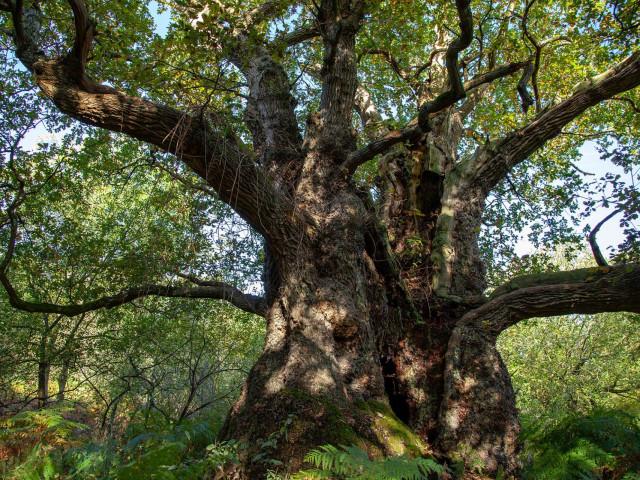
[150, 1, 171, 38]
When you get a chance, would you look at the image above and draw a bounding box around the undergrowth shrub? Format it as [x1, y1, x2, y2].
[520, 409, 640, 480]
[0, 407, 88, 480]
[0, 407, 237, 480]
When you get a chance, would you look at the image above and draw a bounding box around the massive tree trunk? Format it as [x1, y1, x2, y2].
[4, 1, 640, 478]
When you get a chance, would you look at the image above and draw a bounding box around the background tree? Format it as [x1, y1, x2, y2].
[500, 310, 640, 415]
[1, 0, 640, 477]
[0, 61, 263, 436]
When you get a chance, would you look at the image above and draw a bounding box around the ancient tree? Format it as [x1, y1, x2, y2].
[2, 0, 640, 476]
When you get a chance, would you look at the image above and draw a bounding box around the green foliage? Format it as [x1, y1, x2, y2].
[293, 444, 446, 480]
[2, 0, 640, 478]
[0, 409, 242, 480]
[0, 407, 89, 480]
[520, 409, 640, 479]
[0, 408, 88, 442]
[0, 443, 59, 480]
[499, 309, 640, 415]
[61, 442, 121, 480]
[499, 271, 640, 478]
[251, 414, 295, 468]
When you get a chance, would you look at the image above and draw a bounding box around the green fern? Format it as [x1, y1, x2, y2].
[292, 444, 446, 480]
[0, 407, 89, 446]
[0, 408, 89, 480]
[0, 443, 60, 480]
[521, 409, 640, 480]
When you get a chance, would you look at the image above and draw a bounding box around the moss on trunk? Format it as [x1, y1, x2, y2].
[220, 389, 434, 479]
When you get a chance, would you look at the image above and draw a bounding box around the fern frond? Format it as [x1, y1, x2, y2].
[298, 444, 446, 480]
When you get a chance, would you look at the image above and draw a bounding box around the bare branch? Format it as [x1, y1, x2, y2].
[588, 209, 622, 266]
[610, 95, 640, 113]
[417, 0, 474, 130]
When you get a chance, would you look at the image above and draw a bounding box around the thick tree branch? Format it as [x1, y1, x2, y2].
[517, 61, 535, 112]
[342, 119, 422, 172]
[413, 48, 448, 80]
[362, 49, 410, 80]
[343, 0, 510, 172]
[2, 269, 268, 317]
[521, 0, 571, 112]
[220, 16, 304, 189]
[64, 0, 113, 94]
[8, 0, 294, 245]
[68, 0, 91, 67]
[469, 51, 640, 194]
[463, 61, 529, 91]
[36, 63, 289, 240]
[342, 61, 528, 172]
[11, 0, 42, 68]
[271, 25, 320, 50]
[489, 264, 617, 299]
[474, 263, 640, 337]
[312, 0, 365, 153]
[440, 262, 640, 472]
[417, 0, 473, 131]
[353, 83, 387, 140]
[233, 44, 303, 184]
[0, 194, 267, 317]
